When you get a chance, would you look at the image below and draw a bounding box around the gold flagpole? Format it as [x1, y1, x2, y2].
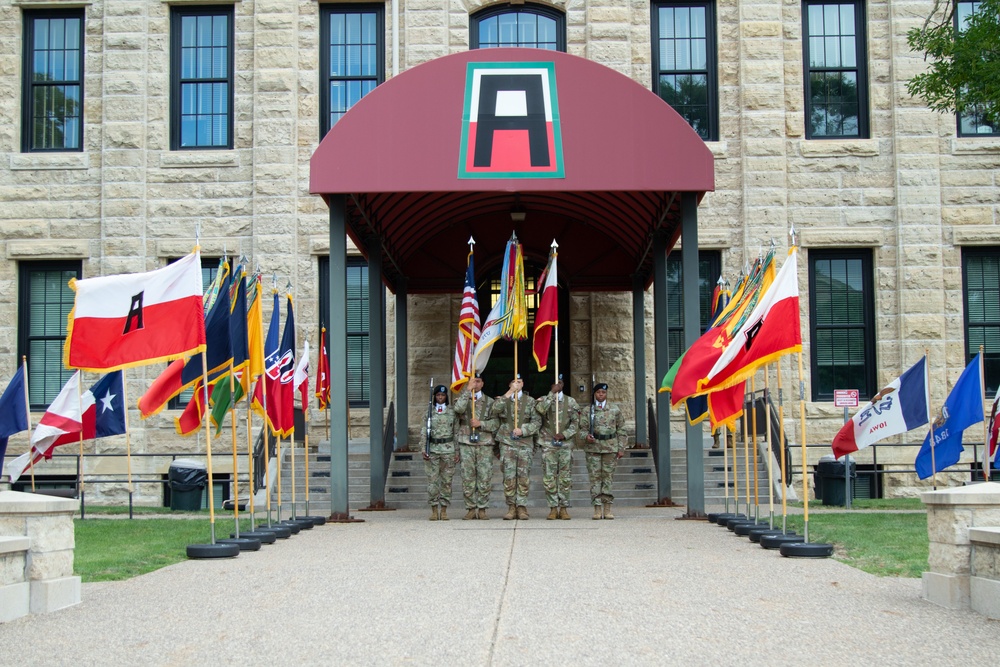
[303, 378, 311, 518]
[228, 361, 240, 538]
[927, 348, 937, 490]
[122, 369, 134, 515]
[750, 373, 760, 521]
[797, 351, 810, 542]
[246, 383, 256, 531]
[764, 364, 774, 528]
[21, 357, 36, 493]
[76, 372, 85, 514]
[981, 346, 989, 482]
[201, 351, 217, 543]
[776, 355, 789, 532]
[742, 385, 751, 517]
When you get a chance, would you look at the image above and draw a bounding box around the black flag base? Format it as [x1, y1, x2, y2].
[714, 513, 746, 526]
[780, 542, 834, 558]
[749, 528, 797, 543]
[292, 515, 327, 526]
[759, 533, 805, 550]
[187, 542, 240, 559]
[284, 518, 314, 530]
[261, 524, 292, 539]
[733, 521, 771, 536]
[275, 521, 302, 534]
[217, 537, 262, 552]
[233, 530, 277, 544]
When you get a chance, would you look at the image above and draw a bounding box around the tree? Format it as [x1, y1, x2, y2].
[906, 0, 1000, 127]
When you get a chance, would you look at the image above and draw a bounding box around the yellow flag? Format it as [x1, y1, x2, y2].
[247, 272, 265, 381]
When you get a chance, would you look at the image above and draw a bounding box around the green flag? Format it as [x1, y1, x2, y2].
[210, 373, 245, 435]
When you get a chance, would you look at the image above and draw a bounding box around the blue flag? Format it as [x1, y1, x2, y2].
[90, 371, 126, 439]
[915, 354, 984, 479]
[0, 366, 28, 478]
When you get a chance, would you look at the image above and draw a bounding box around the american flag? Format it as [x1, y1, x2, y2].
[451, 245, 481, 391]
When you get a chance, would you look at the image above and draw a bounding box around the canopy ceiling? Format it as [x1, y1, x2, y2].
[310, 48, 714, 292]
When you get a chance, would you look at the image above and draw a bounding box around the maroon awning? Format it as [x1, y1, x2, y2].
[310, 48, 714, 292]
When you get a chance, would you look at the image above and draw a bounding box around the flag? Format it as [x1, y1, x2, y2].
[698, 250, 802, 393]
[64, 252, 206, 372]
[294, 339, 310, 408]
[229, 267, 250, 394]
[316, 327, 330, 409]
[665, 249, 776, 405]
[8, 371, 127, 482]
[831, 357, 930, 459]
[988, 384, 1000, 463]
[0, 366, 29, 478]
[251, 290, 280, 428]
[915, 354, 985, 479]
[473, 297, 505, 374]
[247, 272, 265, 382]
[707, 382, 747, 429]
[499, 234, 528, 341]
[532, 244, 558, 372]
[253, 292, 295, 437]
[209, 374, 244, 435]
[137, 270, 234, 419]
[451, 248, 481, 391]
[684, 278, 732, 426]
[176, 381, 206, 436]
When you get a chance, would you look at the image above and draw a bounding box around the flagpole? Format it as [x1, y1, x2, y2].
[721, 420, 730, 513]
[122, 369, 134, 518]
[797, 350, 809, 542]
[303, 371, 312, 519]
[750, 373, 760, 521]
[924, 347, 937, 491]
[764, 365, 774, 528]
[21, 357, 36, 493]
[981, 346, 989, 482]
[246, 388, 256, 531]
[742, 387, 751, 517]
[76, 371, 85, 518]
[228, 361, 240, 539]
[201, 351, 217, 543]
[776, 355, 789, 533]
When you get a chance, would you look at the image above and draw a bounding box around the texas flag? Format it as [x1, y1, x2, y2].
[7, 371, 126, 483]
[65, 252, 206, 372]
[831, 357, 930, 459]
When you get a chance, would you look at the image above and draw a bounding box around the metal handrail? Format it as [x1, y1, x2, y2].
[646, 397, 658, 476]
[382, 401, 395, 482]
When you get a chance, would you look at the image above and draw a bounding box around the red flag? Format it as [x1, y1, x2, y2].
[707, 382, 747, 429]
[698, 250, 802, 394]
[989, 385, 1000, 459]
[175, 381, 206, 436]
[315, 327, 330, 409]
[451, 247, 480, 391]
[137, 358, 187, 418]
[64, 252, 206, 372]
[532, 244, 558, 372]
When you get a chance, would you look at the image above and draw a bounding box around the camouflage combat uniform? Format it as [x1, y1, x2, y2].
[425, 402, 459, 507]
[490, 391, 541, 510]
[453, 387, 498, 510]
[535, 391, 580, 509]
[579, 399, 627, 507]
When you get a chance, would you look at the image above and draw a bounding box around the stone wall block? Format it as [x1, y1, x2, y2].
[25, 550, 74, 581]
[929, 542, 972, 575]
[25, 516, 74, 553]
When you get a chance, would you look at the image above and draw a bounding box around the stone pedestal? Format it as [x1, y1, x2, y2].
[0, 491, 81, 619]
[921, 482, 1000, 611]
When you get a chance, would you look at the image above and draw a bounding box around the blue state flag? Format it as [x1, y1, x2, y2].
[915, 354, 984, 479]
[0, 366, 29, 478]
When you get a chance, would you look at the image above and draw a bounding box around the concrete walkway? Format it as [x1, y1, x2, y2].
[1, 506, 996, 666]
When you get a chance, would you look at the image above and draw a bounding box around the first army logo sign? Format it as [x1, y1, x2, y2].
[458, 62, 565, 179]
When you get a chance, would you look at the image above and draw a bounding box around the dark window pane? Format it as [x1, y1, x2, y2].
[24, 10, 84, 151]
[172, 7, 232, 149]
[654, 1, 715, 140]
[665, 252, 721, 368]
[19, 263, 80, 408]
[321, 5, 382, 138]
[472, 6, 565, 51]
[964, 250, 1000, 393]
[803, 0, 866, 139]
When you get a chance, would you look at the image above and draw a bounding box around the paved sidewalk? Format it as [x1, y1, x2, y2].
[1, 506, 995, 666]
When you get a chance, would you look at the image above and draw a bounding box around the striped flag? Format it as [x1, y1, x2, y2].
[451, 247, 481, 391]
[64, 252, 206, 372]
[499, 234, 528, 341]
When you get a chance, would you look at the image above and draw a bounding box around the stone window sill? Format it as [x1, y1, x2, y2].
[10, 153, 89, 171]
[159, 152, 240, 169]
[951, 138, 1000, 155]
[799, 138, 880, 158]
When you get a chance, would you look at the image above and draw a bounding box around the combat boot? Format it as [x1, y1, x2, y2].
[558, 507, 571, 520]
[517, 506, 529, 520]
[603, 503, 615, 520]
[463, 508, 477, 520]
[477, 508, 488, 520]
[440, 506, 449, 521]
[592, 505, 603, 520]
[503, 504, 517, 520]
[429, 505, 439, 521]
[547, 507, 558, 520]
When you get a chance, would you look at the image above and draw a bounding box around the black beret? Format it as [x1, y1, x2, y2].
[434, 385, 448, 394]
[593, 383, 608, 396]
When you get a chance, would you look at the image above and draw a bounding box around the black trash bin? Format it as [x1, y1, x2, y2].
[168, 459, 207, 511]
[815, 457, 856, 506]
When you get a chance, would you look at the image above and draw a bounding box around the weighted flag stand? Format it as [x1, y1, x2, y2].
[187, 351, 240, 559]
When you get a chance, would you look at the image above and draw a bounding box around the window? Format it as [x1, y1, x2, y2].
[802, 0, 869, 139]
[170, 6, 233, 150]
[169, 259, 221, 409]
[808, 249, 876, 401]
[963, 248, 1000, 394]
[320, 5, 384, 138]
[666, 251, 721, 367]
[18, 261, 81, 409]
[319, 257, 375, 406]
[651, 2, 718, 141]
[22, 9, 84, 152]
[471, 4, 566, 51]
[955, 2, 999, 137]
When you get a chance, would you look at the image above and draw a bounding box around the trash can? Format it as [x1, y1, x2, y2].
[815, 457, 856, 506]
[168, 459, 207, 511]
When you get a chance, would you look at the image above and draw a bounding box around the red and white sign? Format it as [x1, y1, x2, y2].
[834, 389, 860, 408]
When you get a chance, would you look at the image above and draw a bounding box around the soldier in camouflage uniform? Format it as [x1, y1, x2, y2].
[579, 382, 627, 519]
[490, 377, 541, 520]
[453, 374, 498, 520]
[423, 385, 459, 521]
[535, 379, 579, 520]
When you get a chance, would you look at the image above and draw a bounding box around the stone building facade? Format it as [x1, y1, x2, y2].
[0, 0, 998, 503]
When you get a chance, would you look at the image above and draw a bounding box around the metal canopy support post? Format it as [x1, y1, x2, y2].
[681, 191, 705, 516]
[652, 231, 672, 502]
[328, 195, 350, 518]
[632, 275, 647, 446]
[368, 237, 386, 507]
[395, 280, 408, 451]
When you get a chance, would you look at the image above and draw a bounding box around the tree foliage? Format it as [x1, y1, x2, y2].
[906, 0, 1000, 126]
